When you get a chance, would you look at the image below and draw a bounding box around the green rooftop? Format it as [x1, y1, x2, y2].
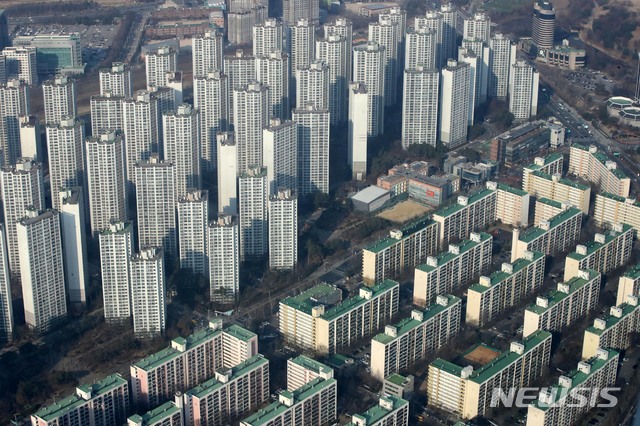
[325, 353, 352, 368]
[225, 324, 257, 342]
[433, 188, 496, 218]
[128, 400, 180, 425]
[497, 182, 528, 196]
[566, 224, 633, 261]
[33, 374, 128, 421]
[584, 302, 639, 336]
[598, 192, 640, 206]
[536, 198, 563, 209]
[467, 252, 544, 294]
[591, 151, 628, 179]
[525, 153, 564, 171]
[526, 269, 599, 315]
[519, 207, 582, 243]
[531, 349, 619, 411]
[430, 358, 464, 376]
[185, 355, 268, 399]
[289, 355, 333, 375]
[345, 396, 408, 425]
[416, 233, 492, 273]
[530, 170, 590, 190]
[320, 280, 398, 322]
[623, 263, 640, 280]
[372, 295, 461, 344]
[385, 373, 408, 386]
[240, 378, 336, 425]
[364, 215, 436, 253]
[279, 283, 341, 315]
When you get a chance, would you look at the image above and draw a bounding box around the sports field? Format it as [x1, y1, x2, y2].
[377, 200, 432, 224]
[463, 345, 501, 366]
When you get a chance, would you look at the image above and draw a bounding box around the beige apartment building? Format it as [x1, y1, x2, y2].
[522, 153, 564, 190]
[593, 192, 640, 237]
[582, 295, 639, 360]
[522, 171, 590, 214]
[617, 263, 640, 306]
[492, 181, 531, 227]
[345, 396, 409, 426]
[286, 355, 334, 392]
[534, 198, 571, 225]
[568, 144, 630, 197]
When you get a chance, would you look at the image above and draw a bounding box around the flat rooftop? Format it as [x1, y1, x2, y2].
[416, 233, 492, 273]
[345, 396, 408, 425]
[566, 224, 633, 261]
[526, 269, 599, 315]
[518, 207, 582, 243]
[433, 188, 496, 218]
[584, 302, 639, 336]
[365, 215, 435, 253]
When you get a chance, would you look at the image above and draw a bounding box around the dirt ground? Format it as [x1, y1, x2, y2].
[377, 200, 432, 224]
[463, 344, 501, 366]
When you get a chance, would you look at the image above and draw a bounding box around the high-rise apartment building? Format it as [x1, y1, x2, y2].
[268, 189, 298, 270]
[283, 0, 319, 25]
[402, 66, 439, 149]
[177, 190, 208, 276]
[293, 103, 330, 196]
[217, 132, 238, 215]
[458, 47, 479, 121]
[252, 19, 283, 57]
[564, 223, 633, 281]
[162, 104, 201, 200]
[523, 171, 590, 214]
[18, 114, 40, 161]
[363, 216, 439, 284]
[85, 130, 127, 235]
[99, 221, 134, 324]
[227, 8, 267, 46]
[192, 31, 223, 78]
[581, 295, 639, 360]
[353, 42, 385, 137]
[45, 116, 85, 211]
[130, 247, 166, 338]
[17, 208, 67, 333]
[279, 281, 399, 353]
[511, 207, 582, 261]
[466, 250, 545, 327]
[415, 11, 443, 68]
[440, 3, 458, 64]
[369, 16, 402, 106]
[99, 62, 133, 97]
[286, 355, 334, 392]
[90, 91, 124, 135]
[122, 91, 160, 189]
[42, 75, 77, 124]
[346, 396, 409, 426]
[522, 153, 564, 189]
[208, 215, 240, 303]
[255, 50, 290, 120]
[128, 397, 183, 426]
[0, 158, 45, 274]
[348, 82, 368, 180]
[290, 18, 315, 101]
[135, 156, 177, 259]
[239, 166, 268, 260]
[145, 46, 177, 90]
[532, 0, 556, 50]
[617, 263, 640, 306]
[371, 295, 461, 380]
[405, 26, 437, 71]
[263, 118, 297, 198]
[0, 79, 30, 165]
[324, 18, 353, 77]
[509, 60, 539, 120]
[234, 80, 269, 173]
[488, 33, 516, 100]
[534, 198, 570, 225]
[296, 60, 329, 110]
[440, 60, 470, 148]
[593, 192, 640, 237]
[0, 225, 12, 341]
[463, 12, 491, 42]
[193, 70, 228, 172]
[413, 232, 492, 306]
[427, 330, 552, 419]
[59, 188, 89, 309]
[568, 144, 630, 197]
[224, 50, 256, 125]
[316, 33, 350, 124]
[523, 269, 600, 337]
[1, 46, 38, 85]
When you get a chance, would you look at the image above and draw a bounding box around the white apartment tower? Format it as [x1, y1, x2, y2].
[463, 12, 491, 42]
[208, 215, 240, 303]
[460, 39, 489, 107]
[509, 60, 539, 121]
[177, 189, 209, 276]
[255, 50, 290, 120]
[130, 247, 166, 338]
[263, 118, 298, 198]
[224, 50, 256, 126]
[162, 104, 201, 200]
[145, 46, 177, 90]
[353, 42, 386, 137]
[134, 156, 177, 259]
[296, 60, 329, 111]
[369, 16, 402, 106]
[348, 82, 368, 181]
[59, 188, 88, 309]
[99, 62, 133, 97]
[85, 130, 127, 235]
[0, 158, 45, 274]
[253, 19, 284, 57]
[1, 46, 37, 85]
[268, 189, 298, 269]
[405, 26, 438, 71]
[316, 33, 350, 124]
[217, 132, 238, 215]
[402, 66, 439, 149]
[293, 103, 330, 195]
[45, 116, 85, 211]
[458, 48, 478, 124]
[415, 11, 443, 68]
[193, 70, 228, 172]
[0, 225, 13, 341]
[17, 208, 67, 333]
[239, 166, 268, 260]
[42, 75, 77, 124]
[99, 221, 133, 324]
[440, 60, 470, 148]
[122, 91, 159, 189]
[234, 80, 269, 173]
[290, 18, 315, 101]
[192, 31, 223, 78]
[0, 79, 30, 165]
[18, 114, 40, 161]
[90, 91, 124, 135]
[489, 33, 516, 100]
[283, 0, 319, 25]
[440, 3, 458, 64]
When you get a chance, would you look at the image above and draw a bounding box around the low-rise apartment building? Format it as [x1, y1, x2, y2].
[370, 295, 462, 380]
[345, 396, 409, 426]
[568, 144, 630, 197]
[582, 295, 639, 359]
[413, 232, 492, 306]
[286, 355, 334, 391]
[593, 192, 640, 237]
[617, 263, 640, 306]
[523, 269, 601, 337]
[466, 251, 546, 327]
[522, 171, 590, 214]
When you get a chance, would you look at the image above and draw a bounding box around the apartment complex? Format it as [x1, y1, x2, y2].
[279, 281, 399, 353]
[130, 320, 257, 410]
[286, 355, 334, 392]
[413, 232, 492, 306]
[362, 215, 438, 284]
[31, 374, 130, 426]
[99, 221, 133, 324]
[563, 223, 634, 281]
[593, 192, 640, 237]
[527, 348, 619, 426]
[568, 144, 630, 197]
[522, 153, 564, 189]
[239, 377, 337, 426]
[493, 182, 530, 227]
[523, 269, 601, 337]
[534, 198, 570, 225]
[511, 207, 582, 262]
[345, 396, 409, 426]
[582, 295, 639, 359]
[370, 295, 461, 380]
[522, 171, 590, 214]
[617, 263, 640, 306]
[466, 251, 546, 327]
[128, 396, 183, 426]
[182, 355, 270, 426]
[427, 330, 552, 419]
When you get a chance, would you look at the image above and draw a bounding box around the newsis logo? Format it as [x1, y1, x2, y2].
[490, 387, 620, 409]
